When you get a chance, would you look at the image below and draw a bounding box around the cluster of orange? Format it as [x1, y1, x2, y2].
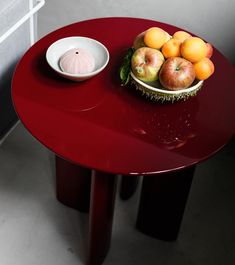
[133, 27, 215, 81]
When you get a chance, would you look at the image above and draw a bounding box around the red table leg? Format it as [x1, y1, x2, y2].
[136, 166, 195, 241]
[87, 171, 117, 265]
[56, 155, 91, 212]
[119, 175, 140, 200]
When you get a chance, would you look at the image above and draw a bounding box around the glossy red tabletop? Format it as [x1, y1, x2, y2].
[12, 17, 235, 175]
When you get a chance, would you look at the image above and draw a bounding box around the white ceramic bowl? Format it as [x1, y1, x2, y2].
[130, 72, 204, 102]
[46, 36, 110, 81]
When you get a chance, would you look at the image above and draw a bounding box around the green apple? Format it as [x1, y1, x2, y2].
[131, 47, 165, 82]
[133, 31, 146, 50]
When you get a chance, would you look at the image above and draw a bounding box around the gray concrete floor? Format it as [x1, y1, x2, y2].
[0, 1, 235, 264]
[1, 122, 235, 265]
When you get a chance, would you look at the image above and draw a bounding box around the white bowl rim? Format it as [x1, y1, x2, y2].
[130, 71, 203, 95]
[46, 36, 110, 78]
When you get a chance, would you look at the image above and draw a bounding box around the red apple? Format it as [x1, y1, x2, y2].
[205, 42, 213, 58]
[133, 31, 146, 50]
[131, 47, 165, 82]
[159, 57, 195, 90]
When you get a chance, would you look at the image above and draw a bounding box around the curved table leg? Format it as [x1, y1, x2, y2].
[136, 166, 195, 241]
[87, 171, 117, 265]
[56, 155, 91, 212]
[119, 175, 140, 200]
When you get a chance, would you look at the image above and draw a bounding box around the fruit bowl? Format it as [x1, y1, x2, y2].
[130, 71, 203, 102]
[120, 26, 215, 103]
[46, 36, 109, 81]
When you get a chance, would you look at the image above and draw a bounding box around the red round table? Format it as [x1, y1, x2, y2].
[12, 17, 235, 265]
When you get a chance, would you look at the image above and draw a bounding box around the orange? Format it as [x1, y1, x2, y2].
[161, 38, 181, 58]
[193, 58, 215, 80]
[144, 27, 170, 50]
[181, 37, 207, 63]
[173, 31, 191, 43]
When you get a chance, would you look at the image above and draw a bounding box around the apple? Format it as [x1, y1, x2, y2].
[205, 42, 213, 58]
[133, 31, 146, 50]
[159, 57, 195, 90]
[131, 47, 165, 82]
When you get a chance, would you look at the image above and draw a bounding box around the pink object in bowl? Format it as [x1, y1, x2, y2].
[59, 48, 95, 74]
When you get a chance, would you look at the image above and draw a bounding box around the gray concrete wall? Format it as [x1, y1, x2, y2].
[38, 0, 235, 65]
[0, 0, 34, 138]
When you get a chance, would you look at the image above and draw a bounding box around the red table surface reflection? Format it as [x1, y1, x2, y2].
[12, 17, 235, 265]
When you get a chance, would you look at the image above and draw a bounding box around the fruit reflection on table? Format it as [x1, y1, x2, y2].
[127, 97, 199, 150]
